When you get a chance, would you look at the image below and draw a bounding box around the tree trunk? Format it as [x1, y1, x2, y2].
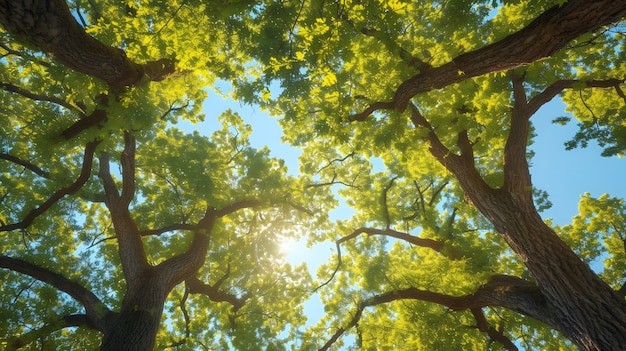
[100, 273, 170, 351]
[473, 189, 626, 351]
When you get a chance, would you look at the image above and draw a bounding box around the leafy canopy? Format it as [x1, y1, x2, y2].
[1, 0, 625, 350]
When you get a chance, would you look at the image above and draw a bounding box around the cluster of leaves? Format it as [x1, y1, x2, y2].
[1, 0, 626, 350]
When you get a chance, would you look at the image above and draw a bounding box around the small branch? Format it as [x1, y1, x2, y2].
[139, 223, 195, 236]
[306, 179, 360, 189]
[119, 132, 136, 208]
[0, 153, 49, 177]
[357, 26, 431, 72]
[340, 227, 444, 252]
[0, 256, 110, 331]
[527, 78, 625, 117]
[0, 141, 99, 232]
[314, 226, 445, 292]
[0, 81, 79, 112]
[5, 314, 94, 350]
[0, 0, 179, 90]
[165, 288, 192, 349]
[381, 177, 398, 229]
[431, 179, 451, 205]
[319, 275, 546, 350]
[470, 308, 518, 351]
[0, 42, 52, 67]
[316, 152, 355, 174]
[186, 276, 246, 312]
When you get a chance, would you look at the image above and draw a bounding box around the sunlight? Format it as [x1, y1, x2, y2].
[279, 237, 298, 256]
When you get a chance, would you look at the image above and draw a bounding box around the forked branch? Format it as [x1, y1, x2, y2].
[349, 0, 626, 121]
[0, 141, 99, 233]
[319, 274, 547, 351]
[314, 226, 445, 292]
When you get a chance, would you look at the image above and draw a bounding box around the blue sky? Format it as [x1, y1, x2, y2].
[530, 98, 626, 225]
[183, 83, 626, 272]
[190, 85, 626, 227]
[180, 82, 626, 343]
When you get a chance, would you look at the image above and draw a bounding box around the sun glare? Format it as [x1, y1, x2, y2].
[279, 237, 297, 255]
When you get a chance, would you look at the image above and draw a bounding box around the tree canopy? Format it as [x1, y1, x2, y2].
[0, 0, 625, 350]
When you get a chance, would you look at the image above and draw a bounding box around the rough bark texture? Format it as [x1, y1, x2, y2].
[0, 0, 177, 90]
[485, 196, 626, 351]
[351, 0, 626, 121]
[96, 135, 216, 350]
[408, 72, 626, 349]
[99, 275, 169, 351]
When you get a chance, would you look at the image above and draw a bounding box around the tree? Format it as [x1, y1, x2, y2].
[0, 1, 625, 351]
[0, 1, 329, 350]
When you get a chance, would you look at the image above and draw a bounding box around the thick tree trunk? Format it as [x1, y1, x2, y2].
[415, 97, 626, 350]
[471, 189, 626, 351]
[100, 273, 169, 351]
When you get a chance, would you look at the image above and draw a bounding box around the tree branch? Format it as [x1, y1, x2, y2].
[527, 78, 625, 116]
[357, 26, 431, 72]
[186, 276, 246, 312]
[0, 153, 49, 177]
[0, 256, 110, 331]
[319, 274, 549, 350]
[0, 141, 99, 232]
[0, 81, 79, 112]
[339, 227, 444, 252]
[214, 198, 314, 217]
[349, 0, 626, 120]
[4, 314, 94, 350]
[470, 308, 518, 351]
[98, 150, 149, 288]
[0, 0, 179, 90]
[503, 71, 533, 199]
[315, 226, 446, 292]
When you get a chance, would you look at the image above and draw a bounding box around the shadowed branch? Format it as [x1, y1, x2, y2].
[319, 274, 547, 351]
[0, 141, 99, 232]
[0, 255, 111, 331]
[348, 0, 626, 121]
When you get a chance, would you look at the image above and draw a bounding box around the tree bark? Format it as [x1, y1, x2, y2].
[100, 274, 169, 351]
[411, 98, 626, 350]
[0, 0, 177, 90]
[351, 0, 626, 121]
[480, 193, 626, 351]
